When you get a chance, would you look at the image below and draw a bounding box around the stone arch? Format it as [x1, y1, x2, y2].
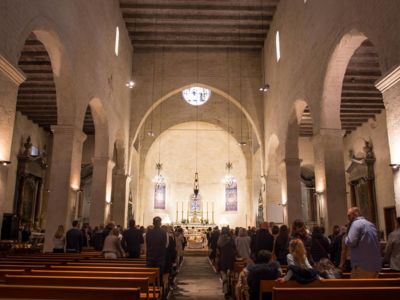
[88, 98, 109, 158]
[15, 15, 76, 125]
[320, 29, 369, 130]
[130, 83, 264, 175]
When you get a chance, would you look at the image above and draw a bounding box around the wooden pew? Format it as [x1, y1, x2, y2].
[29, 269, 160, 297]
[260, 278, 400, 300]
[0, 269, 25, 281]
[66, 262, 146, 267]
[0, 284, 140, 300]
[272, 286, 400, 300]
[5, 275, 154, 300]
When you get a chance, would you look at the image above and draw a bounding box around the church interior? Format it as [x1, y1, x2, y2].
[0, 0, 400, 299]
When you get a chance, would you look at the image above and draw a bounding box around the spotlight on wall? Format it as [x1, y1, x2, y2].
[389, 163, 400, 171]
[125, 80, 135, 89]
[147, 130, 155, 137]
[238, 141, 247, 147]
[259, 84, 270, 92]
[0, 160, 11, 166]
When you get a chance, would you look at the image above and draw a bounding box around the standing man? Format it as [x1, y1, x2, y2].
[345, 207, 381, 278]
[146, 216, 168, 282]
[253, 222, 274, 258]
[122, 219, 144, 258]
[66, 220, 83, 253]
[384, 217, 400, 271]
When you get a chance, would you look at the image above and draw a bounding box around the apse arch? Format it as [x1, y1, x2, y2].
[130, 83, 265, 175]
[15, 15, 76, 125]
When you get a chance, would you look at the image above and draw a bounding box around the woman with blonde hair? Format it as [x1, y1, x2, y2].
[53, 225, 65, 253]
[102, 227, 125, 259]
[277, 239, 318, 283]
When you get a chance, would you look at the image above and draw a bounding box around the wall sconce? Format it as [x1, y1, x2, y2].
[389, 163, 400, 171]
[259, 84, 270, 92]
[0, 160, 11, 166]
[125, 80, 135, 89]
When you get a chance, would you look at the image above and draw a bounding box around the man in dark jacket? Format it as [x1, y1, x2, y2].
[66, 220, 83, 253]
[254, 222, 274, 257]
[122, 219, 144, 258]
[146, 216, 168, 283]
[247, 250, 282, 300]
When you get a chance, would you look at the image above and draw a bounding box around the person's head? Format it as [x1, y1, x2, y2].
[238, 227, 248, 237]
[260, 222, 269, 230]
[272, 225, 279, 236]
[129, 219, 136, 228]
[291, 219, 306, 237]
[256, 250, 272, 264]
[278, 224, 289, 238]
[332, 225, 340, 235]
[221, 227, 229, 235]
[288, 238, 306, 266]
[312, 226, 323, 237]
[54, 225, 64, 238]
[72, 220, 79, 228]
[111, 227, 119, 236]
[347, 207, 361, 222]
[153, 216, 162, 228]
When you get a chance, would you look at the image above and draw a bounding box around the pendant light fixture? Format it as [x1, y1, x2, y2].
[193, 8, 200, 197]
[259, 0, 270, 93]
[147, 15, 157, 137]
[238, 9, 247, 147]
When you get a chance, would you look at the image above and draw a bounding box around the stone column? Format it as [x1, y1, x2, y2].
[376, 65, 400, 216]
[111, 172, 130, 227]
[280, 158, 303, 225]
[43, 125, 86, 252]
[312, 129, 348, 230]
[90, 157, 115, 227]
[0, 54, 25, 235]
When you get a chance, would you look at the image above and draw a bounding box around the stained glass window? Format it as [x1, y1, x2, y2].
[154, 183, 166, 209]
[225, 182, 238, 211]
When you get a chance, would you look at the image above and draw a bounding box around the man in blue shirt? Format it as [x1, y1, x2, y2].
[345, 207, 381, 278]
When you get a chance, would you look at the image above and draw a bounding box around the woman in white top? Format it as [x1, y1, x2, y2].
[53, 225, 65, 253]
[277, 238, 315, 283]
[235, 228, 252, 263]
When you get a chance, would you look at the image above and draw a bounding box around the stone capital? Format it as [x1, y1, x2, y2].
[312, 128, 346, 143]
[92, 156, 115, 169]
[284, 157, 302, 165]
[0, 54, 26, 86]
[51, 125, 87, 143]
[375, 65, 400, 94]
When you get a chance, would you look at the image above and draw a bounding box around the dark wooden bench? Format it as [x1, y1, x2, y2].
[29, 269, 160, 296]
[260, 278, 400, 300]
[5, 274, 156, 300]
[0, 269, 25, 281]
[0, 283, 140, 300]
[272, 286, 400, 300]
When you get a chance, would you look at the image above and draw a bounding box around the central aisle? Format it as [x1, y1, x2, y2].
[170, 256, 225, 300]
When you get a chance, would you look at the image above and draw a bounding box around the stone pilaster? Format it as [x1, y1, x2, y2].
[376, 65, 400, 216]
[312, 129, 347, 230]
[280, 158, 303, 225]
[111, 172, 130, 227]
[90, 157, 115, 227]
[43, 125, 86, 252]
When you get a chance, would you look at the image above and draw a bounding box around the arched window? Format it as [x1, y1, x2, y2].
[225, 181, 238, 211]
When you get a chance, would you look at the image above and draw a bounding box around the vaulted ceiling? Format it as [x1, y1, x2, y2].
[17, 33, 94, 135]
[119, 0, 280, 49]
[299, 40, 384, 137]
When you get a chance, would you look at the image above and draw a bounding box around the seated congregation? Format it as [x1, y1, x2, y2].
[208, 207, 400, 300]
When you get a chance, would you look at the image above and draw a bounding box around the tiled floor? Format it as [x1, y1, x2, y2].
[170, 256, 226, 300]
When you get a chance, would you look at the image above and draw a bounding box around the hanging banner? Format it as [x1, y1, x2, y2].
[154, 184, 166, 209]
[225, 182, 238, 211]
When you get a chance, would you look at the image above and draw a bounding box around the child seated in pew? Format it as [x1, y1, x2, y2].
[276, 239, 319, 284]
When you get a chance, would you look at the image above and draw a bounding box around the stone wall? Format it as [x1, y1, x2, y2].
[343, 112, 395, 232]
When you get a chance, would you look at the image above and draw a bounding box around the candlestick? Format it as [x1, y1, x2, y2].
[206, 201, 209, 221]
[212, 201, 214, 224]
[181, 201, 184, 222]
